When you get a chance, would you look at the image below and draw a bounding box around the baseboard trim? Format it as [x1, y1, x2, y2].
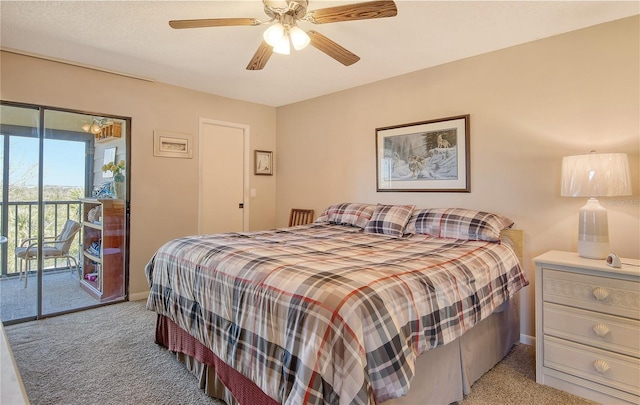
[520, 334, 535, 346]
[129, 291, 149, 301]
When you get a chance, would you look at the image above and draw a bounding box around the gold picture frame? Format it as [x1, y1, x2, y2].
[375, 114, 470, 192]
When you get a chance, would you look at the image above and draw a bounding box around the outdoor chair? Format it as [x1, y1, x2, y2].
[15, 219, 81, 288]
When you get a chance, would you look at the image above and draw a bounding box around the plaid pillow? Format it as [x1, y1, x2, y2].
[405, 208, 513, 242]
[364, 204, 415, 238]
[314, 203, 376, 229]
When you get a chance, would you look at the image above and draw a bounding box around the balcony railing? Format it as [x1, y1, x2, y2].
[0, 200, 82, 277]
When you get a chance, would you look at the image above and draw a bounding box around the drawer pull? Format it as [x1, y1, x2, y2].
[593, 359, 610, 374]
[592, 323, 610, 338]
[592, 287, 610, 302]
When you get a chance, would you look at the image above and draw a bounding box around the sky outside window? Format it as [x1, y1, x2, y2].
[9, 136, 85, 188]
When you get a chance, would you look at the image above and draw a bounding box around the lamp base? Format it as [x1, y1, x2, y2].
[578, 240, 610, 260]
[577, 198, 609, 260]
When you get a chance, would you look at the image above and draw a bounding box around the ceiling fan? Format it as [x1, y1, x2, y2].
[169, 0, 398, 70]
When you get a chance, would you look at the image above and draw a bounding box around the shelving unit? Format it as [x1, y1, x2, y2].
[95, 122, 122, 143]
[80, 198, 125, 301]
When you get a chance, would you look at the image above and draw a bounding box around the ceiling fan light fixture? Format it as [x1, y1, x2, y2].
[263, 22, 286, 46]
[273, 34, 291, 55]
[168, 0, 399, 70]
[289, 26, 310, 50]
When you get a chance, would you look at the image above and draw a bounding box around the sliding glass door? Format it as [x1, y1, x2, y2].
[1, 104, 40, 320]
[0, 102, 130, 324]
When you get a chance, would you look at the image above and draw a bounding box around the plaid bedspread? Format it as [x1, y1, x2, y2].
[146, 223, 528, 405]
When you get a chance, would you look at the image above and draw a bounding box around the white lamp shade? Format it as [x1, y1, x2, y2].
[289, 26, 310, 50]
[561, 152, 632, 197]
[263, 23, 285, 47]
[272, 35, 290, 55]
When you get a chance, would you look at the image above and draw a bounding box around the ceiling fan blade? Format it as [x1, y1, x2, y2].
[307, 30, 360, 66]
[246, 41, 274, 70]
[169, 18, 261, 29]
[305, 1, 397, 24]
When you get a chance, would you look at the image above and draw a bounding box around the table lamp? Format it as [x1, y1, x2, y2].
[561, 151, 632, 259]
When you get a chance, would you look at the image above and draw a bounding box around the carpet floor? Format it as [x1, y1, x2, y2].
[5, 300, 599, 405]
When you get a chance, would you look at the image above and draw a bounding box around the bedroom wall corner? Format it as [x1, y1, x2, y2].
[275, 15, 640, 340]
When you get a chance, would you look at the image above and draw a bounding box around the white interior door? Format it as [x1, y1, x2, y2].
[198, 119, 249, 234]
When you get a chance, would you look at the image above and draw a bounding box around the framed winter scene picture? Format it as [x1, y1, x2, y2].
[375, 115, 470, 192]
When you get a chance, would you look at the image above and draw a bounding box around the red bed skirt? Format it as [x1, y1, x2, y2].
[155, 314, 279, 405]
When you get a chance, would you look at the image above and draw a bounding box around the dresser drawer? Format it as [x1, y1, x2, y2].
[544, 336, 640, 396]
[542, 269, 640, 319]
[544, 302, 640, 358]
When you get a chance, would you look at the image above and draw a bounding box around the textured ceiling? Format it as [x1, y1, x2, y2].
[1, 1, 638, 107]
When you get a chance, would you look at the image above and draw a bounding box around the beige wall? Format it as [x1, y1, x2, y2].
[1, 51, 277, 300]
[275, 16, 640, 341]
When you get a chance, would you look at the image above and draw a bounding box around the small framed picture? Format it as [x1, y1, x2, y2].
[255, 150, 273, 175]
[153, 130, 193, 159]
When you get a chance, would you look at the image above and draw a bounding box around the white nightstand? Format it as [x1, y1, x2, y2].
[534, 250, 640, 404]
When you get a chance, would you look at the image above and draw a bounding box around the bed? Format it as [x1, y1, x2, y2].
[146, 203, 529, 405]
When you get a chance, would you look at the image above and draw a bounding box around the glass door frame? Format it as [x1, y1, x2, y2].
[1, 100, 131, 324]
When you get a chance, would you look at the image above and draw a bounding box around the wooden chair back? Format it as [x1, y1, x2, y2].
[289, 209, 314, 227]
